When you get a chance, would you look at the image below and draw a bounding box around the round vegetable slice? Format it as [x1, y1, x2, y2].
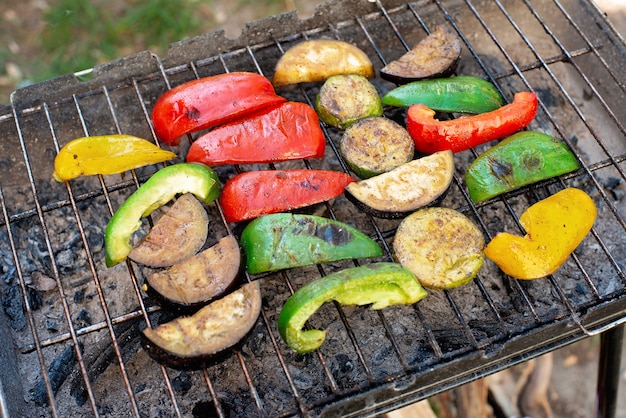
[340, 117, 415, 179]
[465, 131, 580, 203]
[484, 188, 596, 280]
[128, 193, 208, 268]
[315, 74, 383, 129]
[141, 281, 262, 369]
[240, 213, 383, 274]
[278, 262, 428, 353]
[380, 25, 462, 83]
[272, 39, 375, 87]
[344, 150, 454, 218]
[143, 235, 241, 310]
[105, 163, 221, 267]
[393, 207, 485, 289]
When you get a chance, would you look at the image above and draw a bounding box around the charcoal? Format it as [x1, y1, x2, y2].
[31, 343, 82, 406]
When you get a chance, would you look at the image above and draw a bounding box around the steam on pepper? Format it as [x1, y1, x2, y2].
[465, 131, 580, 203]
[52, 134, 176, 182]
[406, 91, 538, 153]
[240, 213, 383, 274]
[484, 187, 597, 280]
[105, 163, 221, 267]
[278, 262, 428, 353]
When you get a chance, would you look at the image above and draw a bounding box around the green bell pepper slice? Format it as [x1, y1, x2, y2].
[465, 131, 580, 203]
[278, 262, 428, 353]
[240, 213, 383, 274]
[105, 163, 221, 267]
[381, 75, 504, 114]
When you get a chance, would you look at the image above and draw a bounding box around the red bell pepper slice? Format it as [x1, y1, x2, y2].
[406, 91, 538, 154]
[220, 170, 355, 223]
[152, 72, 286, 146]
[186, 101, 326, 166]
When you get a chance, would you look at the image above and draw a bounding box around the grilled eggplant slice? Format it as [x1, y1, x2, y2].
[141, 281, 262, 369]
[344, 150, 454, 218]
[144, 235, 242, 311]
[128, 193, 208, 268]
[273, 39, 375, 87]
[380, 25, 462, 83]
[340, 117, 414, 179]
[315, 74, 383, 129]
[393, 207, 485, 289]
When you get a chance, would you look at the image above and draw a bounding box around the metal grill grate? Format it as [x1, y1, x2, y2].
[0, 0, 625, 416]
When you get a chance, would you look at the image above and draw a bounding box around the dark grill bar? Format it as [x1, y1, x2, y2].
[0, 0, 624, 416]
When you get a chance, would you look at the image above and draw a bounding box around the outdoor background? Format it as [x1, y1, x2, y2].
[0, 0, 624, 417]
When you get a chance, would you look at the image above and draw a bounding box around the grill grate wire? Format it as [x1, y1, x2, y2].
[1, 0, 625, 416]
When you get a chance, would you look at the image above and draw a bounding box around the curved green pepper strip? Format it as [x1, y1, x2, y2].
[240, 213, 383, 274]
[382, 76, 504, 114]
[105, 163, 221, 267]
[465, 131, 580, 203]
[278, 262, 428, 353]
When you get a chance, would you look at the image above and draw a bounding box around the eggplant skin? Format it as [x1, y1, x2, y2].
[143, 235, 243, 312]
[380, 25, 462, 83]
[141, 281, 262, 369]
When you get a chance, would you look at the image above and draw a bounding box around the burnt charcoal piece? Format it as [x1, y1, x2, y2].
[31, 343, 82, 406]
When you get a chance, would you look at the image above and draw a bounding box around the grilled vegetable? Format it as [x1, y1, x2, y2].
[52, 134, 176, 182]
[407, 92, 538, 154]
[105, 163, 220, 267]
[240, 213, 383, 274]
[315, 74, 383, 129]
[128, 193, 208, 268]
[484, 188, 596, 280]
[143, 235, 241, 310]
[380, 25, 462, 83]
[466, 131, 580, 203]
[340, 117, 414, 179]
[272, 39, 375, 87]
[344, 150, 454, 218]
[220, 170, 355, 223]
[278, 262, 427, 353]
[151, 72, 286, 146]
[381, 76, 504, 114]
[141, 281, 261, 369]
[186, 102, 325, 166]
[393, 207, 485, 289]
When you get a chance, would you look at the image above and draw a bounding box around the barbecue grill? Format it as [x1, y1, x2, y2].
[0, 0, 624, 416]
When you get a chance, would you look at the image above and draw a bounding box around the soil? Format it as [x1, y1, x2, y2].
[1, 1, 625, 417]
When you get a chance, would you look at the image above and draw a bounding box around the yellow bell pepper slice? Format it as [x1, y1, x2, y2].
[53, 134, 176, 182]
[484, 188, 596, 280]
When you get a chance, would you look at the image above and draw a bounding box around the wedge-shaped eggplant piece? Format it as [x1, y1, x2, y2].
[345, 150, 454, 218]
[144, 235, 241, 310]
[128, 193, 208, 268]
[340, 117, 415, 179]
[273, 39, 375, 87]
[393, 207, 485, 289]
[315, 74, 383, 129]
[141, 281, 261, 369]
[380, 25, 462, 83]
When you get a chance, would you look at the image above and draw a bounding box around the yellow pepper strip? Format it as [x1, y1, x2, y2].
[52, 134, 176, 182]
[484, 188, 596, 280]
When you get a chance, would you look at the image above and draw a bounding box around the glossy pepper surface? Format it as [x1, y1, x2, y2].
[382, 76, 504, 114]
[465, 131, 580, 203]
[52, 134, 176, 182]
[240, 213, 383, 274]
[105, 163, 221, 267]
[151, 72, 286, 146]
[220, 170, 355, 223]
[186, 102, 325, 166]
[407, 91, 538, 153]
[484, 188, 596, 280]
[278, 262, 428, 353]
